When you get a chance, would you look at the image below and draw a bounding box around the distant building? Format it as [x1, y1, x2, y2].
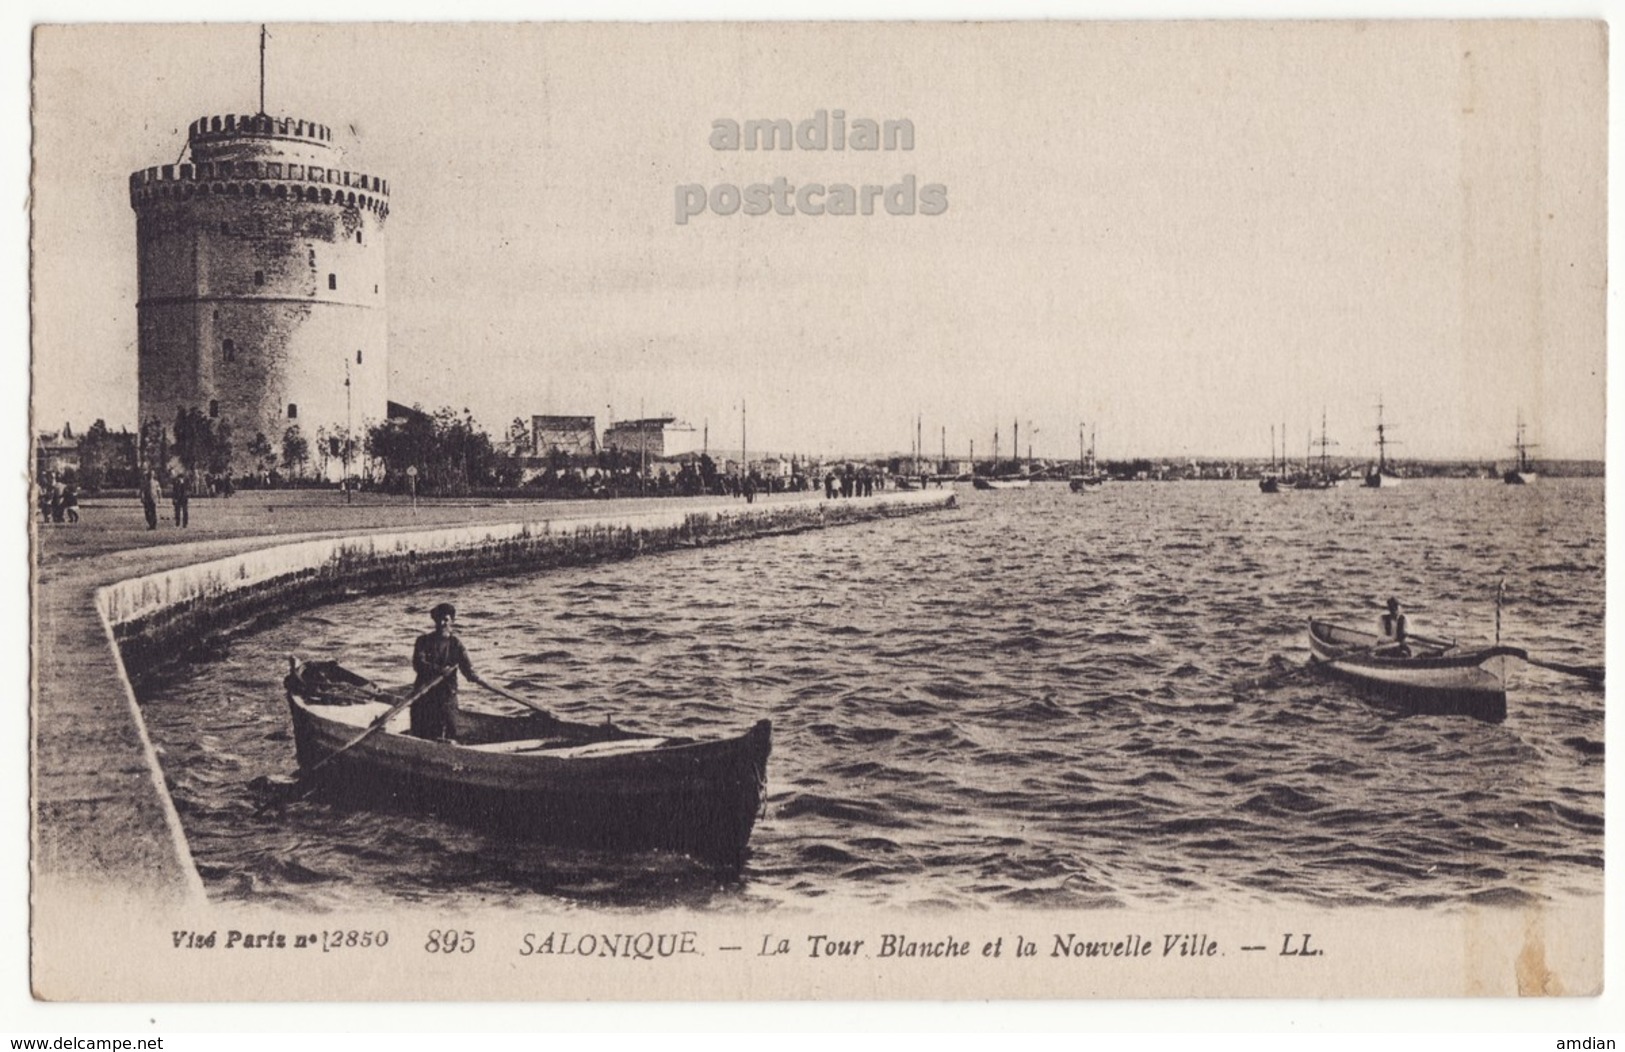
[603, 416, 701, 459]
[35, 424, 80, 477]
[387, 401, 431, 425]
[532, 415, 599, 458]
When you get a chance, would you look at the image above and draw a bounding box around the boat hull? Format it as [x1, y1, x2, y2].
[1504, 470, 1538, 485]
[974, 477, 1031, 490]
[285, 663, 771, 868]
[1307, 620, 1506, 722]
[1069, 476, 1104, 492]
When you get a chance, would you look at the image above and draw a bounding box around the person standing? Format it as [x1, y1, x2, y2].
[409, 603, 492, 741]
[139, 470, 160, 530]
[1378, 597, 1410, 657]
[171, 473, 190, 528]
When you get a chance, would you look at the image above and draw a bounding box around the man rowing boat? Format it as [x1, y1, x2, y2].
[410, 602, 494, 741]
[1377, 597, 1411, 657]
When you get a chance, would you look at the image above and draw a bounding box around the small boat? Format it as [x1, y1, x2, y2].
[283, 659, 772, 868]
[1306, 620, 1507, 722]
[975, 420, 1034, 490]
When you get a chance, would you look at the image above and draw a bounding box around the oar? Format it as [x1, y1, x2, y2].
[1232, 642, 1386, 693]
[478, 680, 559, 725]
[260, 668, 453, 811]
[1485, 646, 1605, 687]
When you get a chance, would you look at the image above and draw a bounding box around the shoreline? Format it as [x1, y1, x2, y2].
[31, 489, 955, 907]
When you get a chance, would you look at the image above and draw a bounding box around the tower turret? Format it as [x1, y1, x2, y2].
[129, 111, 390, 479]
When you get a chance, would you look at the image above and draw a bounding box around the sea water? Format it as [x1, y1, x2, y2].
[138, 479, 1604, 912]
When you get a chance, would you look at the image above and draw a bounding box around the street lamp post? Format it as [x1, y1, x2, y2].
[343, 357, 353, 503]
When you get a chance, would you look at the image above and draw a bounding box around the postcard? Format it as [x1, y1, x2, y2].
[28, 20, 1606, 1005]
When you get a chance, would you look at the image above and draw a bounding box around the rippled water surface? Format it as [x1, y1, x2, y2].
[140, 480, 1605, 913]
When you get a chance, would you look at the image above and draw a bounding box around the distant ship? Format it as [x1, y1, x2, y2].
[1259, 423, 1284, 493]
[975, 421, 1031, 491]
[1293, 410, 1339, 490]
[1364, 399, 1403, 488]
[1069, 424, 1105, 491]
[1504, 414, 1538, 485]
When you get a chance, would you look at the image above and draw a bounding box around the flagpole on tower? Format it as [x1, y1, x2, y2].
[259, 25, 267, 115]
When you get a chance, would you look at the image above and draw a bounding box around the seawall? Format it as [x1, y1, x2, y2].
[34, 490, 955, 905]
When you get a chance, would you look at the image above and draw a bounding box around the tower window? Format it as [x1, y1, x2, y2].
[328, 273, 337, 290]
[254, 270, 265, 286]
[223, 339, 235, 362]
[356, 350, 363, 365]
[288, 403, 298, 419]
[309, 248, 316, 266]
[208, 400, 219, 419]
[356, 230, 363, 244]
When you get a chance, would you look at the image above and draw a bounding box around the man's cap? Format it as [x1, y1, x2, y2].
[430, 602, 456, 622]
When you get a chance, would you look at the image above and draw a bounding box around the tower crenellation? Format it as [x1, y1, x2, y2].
[131, 111, 390, 479]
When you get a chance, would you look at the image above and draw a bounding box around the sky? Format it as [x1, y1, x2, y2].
[31, 21, 1607, 461]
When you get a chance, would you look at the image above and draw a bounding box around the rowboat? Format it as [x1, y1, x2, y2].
[283, 659, 772, 868]
[1306, 620, 1507, 722]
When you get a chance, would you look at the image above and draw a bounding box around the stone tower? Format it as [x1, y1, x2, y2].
[129, 112, 390, 477]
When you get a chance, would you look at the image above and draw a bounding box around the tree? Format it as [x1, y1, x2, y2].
[495, 417, 530, 488]
[314, 426, 332, 479]
[248, 432, 276, 476]
[365, 405, 500, 495]
[206, 420, 234, 477]
[76, 419, 138, 491]
[138, 417, 170, 476]
[327, 425, 357, 482]
[505, 417, 531, 457]
[282, 425, 310, 478]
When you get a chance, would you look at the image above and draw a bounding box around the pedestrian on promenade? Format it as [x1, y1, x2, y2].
[139, 470, 160, 530]
[171, 473, 190, 528]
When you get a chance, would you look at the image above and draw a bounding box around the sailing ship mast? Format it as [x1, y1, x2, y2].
[1374, 400, 1391, 473]
[1514, 413, 1532, 472]
[1313, 409, 1337, 479]
[1505, 411, 1538, 484]
[1364, 397, 1401, 487]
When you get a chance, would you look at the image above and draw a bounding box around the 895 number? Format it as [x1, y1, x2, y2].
[425, 929, 476, 954]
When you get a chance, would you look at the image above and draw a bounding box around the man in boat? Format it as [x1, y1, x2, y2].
[1378, 597, 1411, 657]
[410, 602, 493, 741]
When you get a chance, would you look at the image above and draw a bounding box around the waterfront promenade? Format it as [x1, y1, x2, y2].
[32, 488, 951, 904]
